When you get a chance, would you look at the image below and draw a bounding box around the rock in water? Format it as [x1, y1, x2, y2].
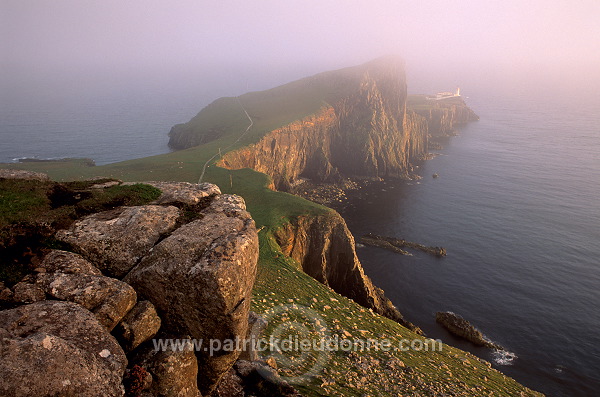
[125, 194, 259, 394]
[56, 205, 181, 278]
[435, 311, 502, 349]
[0, 301, 127, 397]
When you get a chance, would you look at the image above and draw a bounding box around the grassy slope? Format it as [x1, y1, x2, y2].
[1, 67, 540, 395]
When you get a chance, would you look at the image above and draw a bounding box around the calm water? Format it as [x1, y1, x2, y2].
[339, 86, 600, 396]
[1, 71, 599, 396]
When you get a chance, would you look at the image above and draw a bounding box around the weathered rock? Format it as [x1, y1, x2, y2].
[239, 311, 268, 361]
[125, 194, 259, 394]
[0, 283, 13, 302]
[132, 338, 200, 397]
[36, 272, 136, 331]
[0, 300, 127, 397]
[142, 181, 221, 205]
[436, 311, 502, 349]
[40, 249, 103, 275]
[56, 205, 181, 278]
[114, 300, 161, 351]
[213, 368, 245, 397]
[0, 168, 49, 181]
[12, 281, 46, 303]
[233, 360, 302, 397]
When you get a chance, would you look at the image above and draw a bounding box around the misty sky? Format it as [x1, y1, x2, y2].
[2, 0, 600, 95]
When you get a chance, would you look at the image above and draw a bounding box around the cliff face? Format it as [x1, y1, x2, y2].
[412, 99, 479, 136]
[219, 59, 429, 190]
[273, 211, 422, 333]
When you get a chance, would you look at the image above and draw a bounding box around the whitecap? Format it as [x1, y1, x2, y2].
[491, 349, 517, 366]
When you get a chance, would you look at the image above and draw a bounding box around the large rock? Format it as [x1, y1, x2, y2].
[0, 169, 49, 181]
[0, 301, 127, 396]
[114, 300, 162, 351]
[36, 272, 137, 331]
[132, 338, 200, 397]
[40, 249, 103, 275]
[56, 205, 181, 278]
[142, 181, 221, 205]
[125, 194, 259, 394]
[11, 281, 46, 303]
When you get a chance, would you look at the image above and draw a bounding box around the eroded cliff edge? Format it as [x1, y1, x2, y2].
[273, 211, 420, 332]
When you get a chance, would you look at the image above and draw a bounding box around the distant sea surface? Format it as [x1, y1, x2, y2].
[1, 71, 599, 396]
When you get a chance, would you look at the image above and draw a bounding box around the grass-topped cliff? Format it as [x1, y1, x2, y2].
[0, 58, 541, 395]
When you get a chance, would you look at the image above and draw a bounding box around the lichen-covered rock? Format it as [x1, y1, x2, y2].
[11, 281, 46, 303]
[56, 205, 181, 278]
[36, 272, 136, 331]
[132, 338, 200, 397]
[142, 181, 221, 205]
[0, 169, 49, 181]
[40, 249, 103, 275]
[0, 301, 127, 397]
[114, 300, 161, 351]
[125, 194, 259, 394]
[436, 311, 502, 349]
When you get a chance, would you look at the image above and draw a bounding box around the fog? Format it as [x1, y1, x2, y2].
[2, 0, 600, 102]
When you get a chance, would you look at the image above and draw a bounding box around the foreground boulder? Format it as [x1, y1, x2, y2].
[56, 205, 181, 278]
[113, 300, 161, 351]
[40, 249, 103, 275]
[142, 181, 221, 205]
[36, 272, 137, 331]
[132, 338, 200, 397]
[0, 301, 127, 397]
[125, 194, 259, 394]
[436, 311, 502, 349]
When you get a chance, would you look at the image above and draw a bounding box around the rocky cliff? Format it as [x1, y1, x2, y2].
[218, 58, 430, 190]
[411, 97, 479, 136]
[273, 211, 422, 333]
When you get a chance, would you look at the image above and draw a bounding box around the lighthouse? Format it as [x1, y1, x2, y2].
[455, 87, 461, 97]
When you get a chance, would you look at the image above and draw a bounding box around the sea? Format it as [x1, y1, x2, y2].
[1, 68, 599, 396]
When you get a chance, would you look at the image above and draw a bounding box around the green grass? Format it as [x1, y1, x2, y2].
[252, 231, 541, 396]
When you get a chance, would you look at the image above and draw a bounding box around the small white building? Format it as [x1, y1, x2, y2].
[428, 88, 461, 100]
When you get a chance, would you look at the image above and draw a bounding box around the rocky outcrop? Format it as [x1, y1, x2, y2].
[0, 181, 262, 396]
[0, 301, 127, 397]
[125, 193, 259, 394]
[0, 169, 49, 181]
[273, 211, 422, 334]
[436, 311, 502, 349]
[56, 205, 181, 278]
